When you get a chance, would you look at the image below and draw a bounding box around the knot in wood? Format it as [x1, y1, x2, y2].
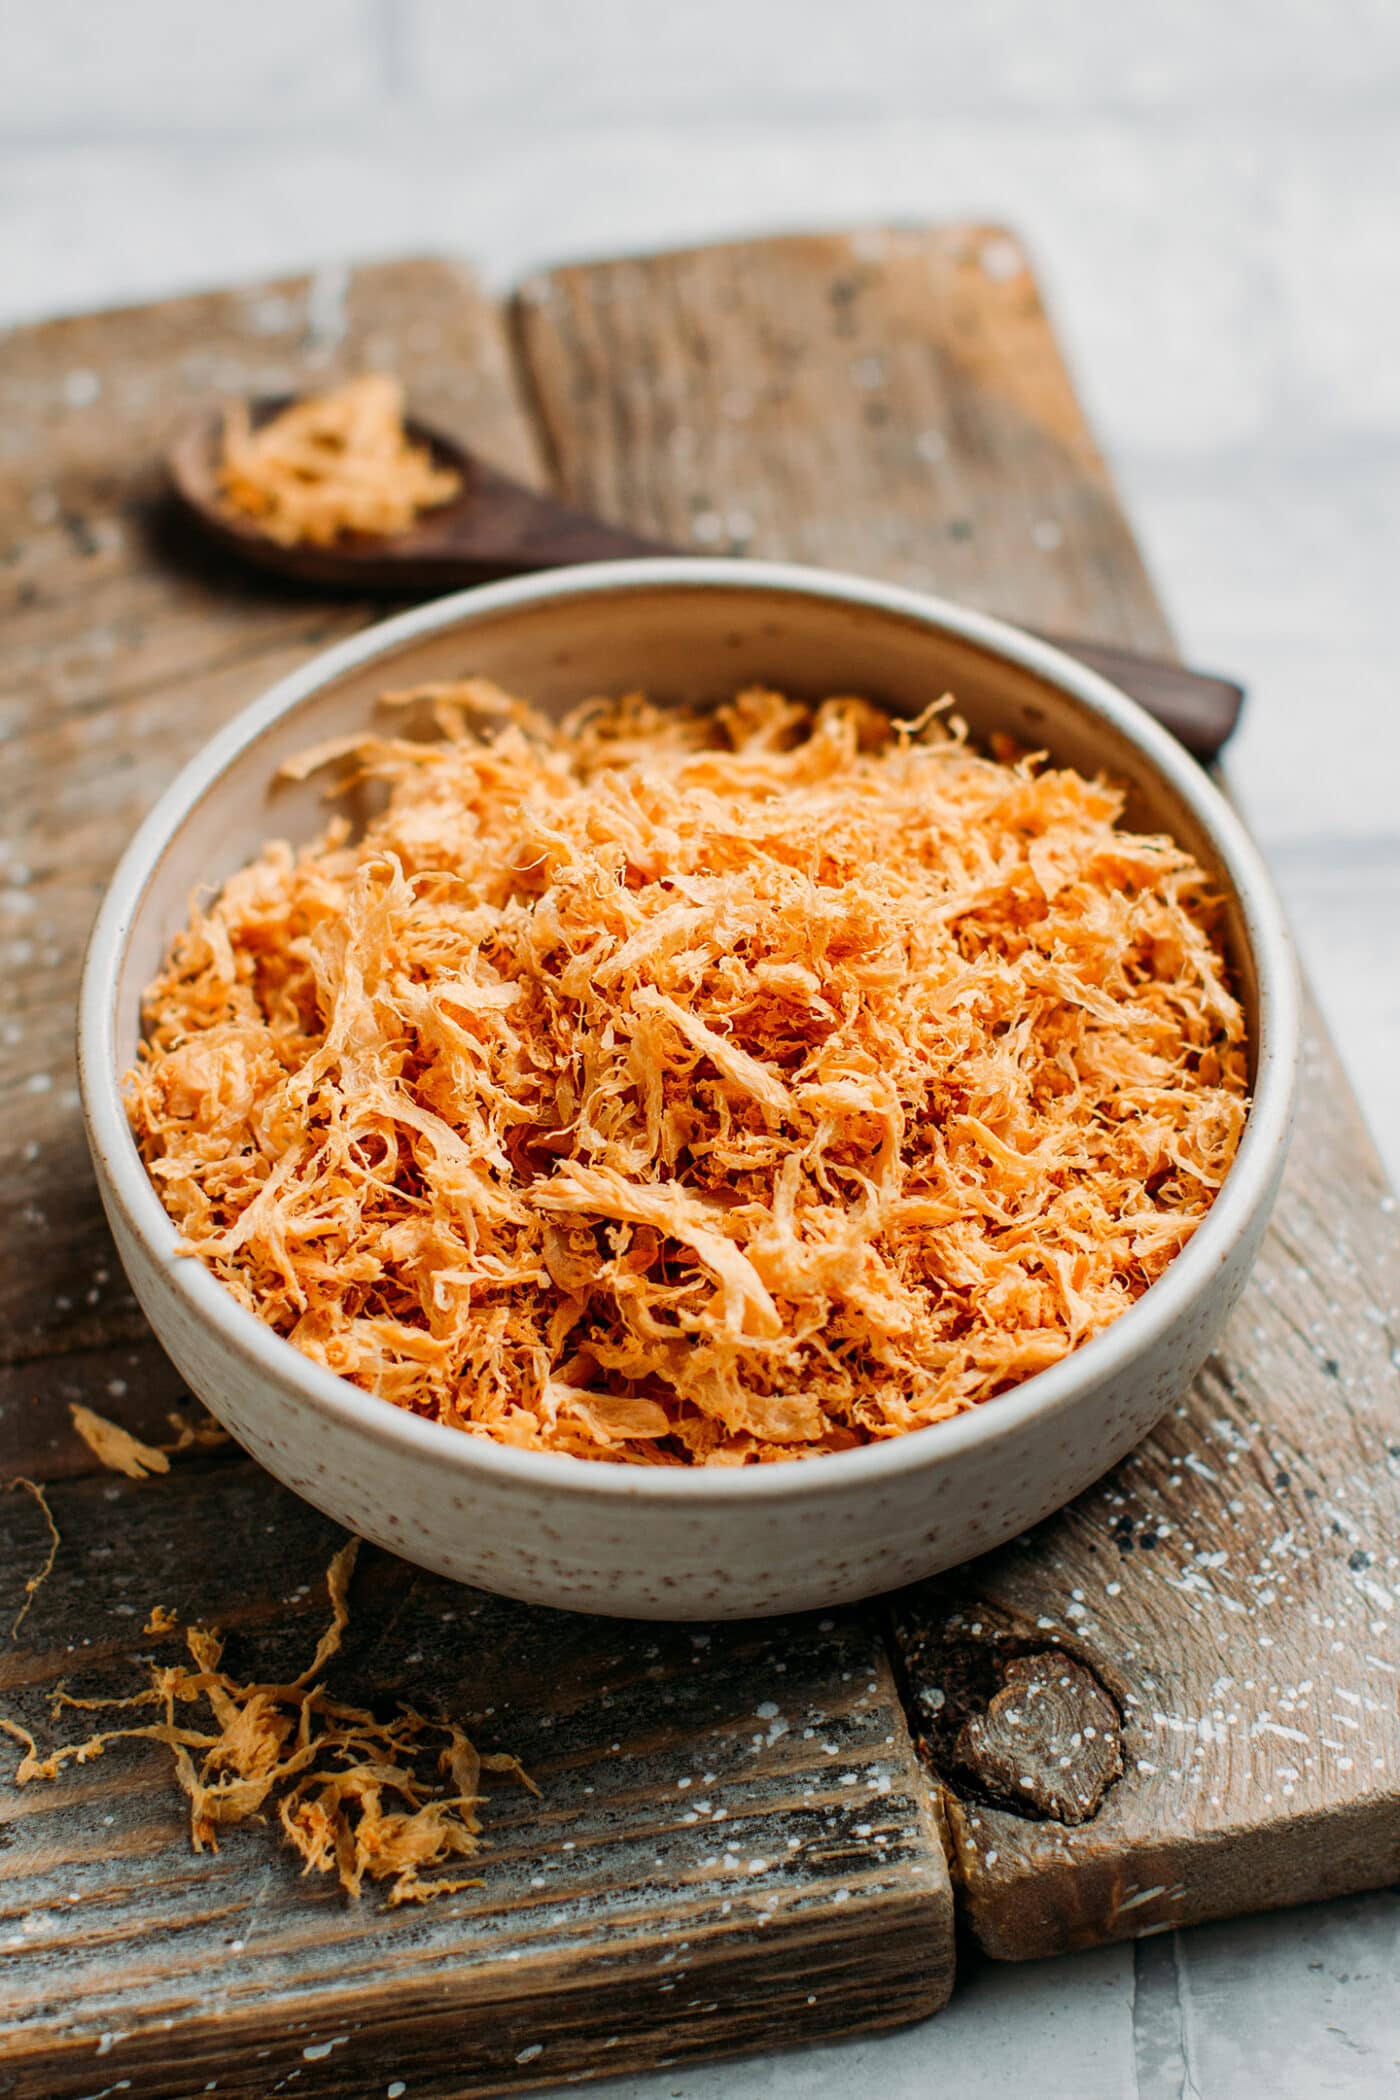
[953, 1652, 1122, 1824]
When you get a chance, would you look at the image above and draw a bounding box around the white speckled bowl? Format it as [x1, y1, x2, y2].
[78, 560, 1298, 1620]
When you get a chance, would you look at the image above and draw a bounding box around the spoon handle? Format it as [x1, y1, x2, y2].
[172, 412, 1243, 760]
[456, 471, 1244, 759]
[484, 520, 1250, 768]
[1027, 634, 1243, 760]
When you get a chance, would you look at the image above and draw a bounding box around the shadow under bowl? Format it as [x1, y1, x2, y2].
[77, 558, 1299, 1620]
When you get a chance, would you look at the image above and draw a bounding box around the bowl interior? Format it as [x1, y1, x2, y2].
[110, 573, 1261, 1091]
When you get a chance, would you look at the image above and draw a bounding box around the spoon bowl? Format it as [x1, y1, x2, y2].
[168, 396, 669, 593]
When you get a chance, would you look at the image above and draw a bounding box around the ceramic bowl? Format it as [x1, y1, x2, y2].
[78, 560, 1298, 1620]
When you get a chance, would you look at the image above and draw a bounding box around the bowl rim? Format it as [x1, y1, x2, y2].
[78, 556, 1299, 1506]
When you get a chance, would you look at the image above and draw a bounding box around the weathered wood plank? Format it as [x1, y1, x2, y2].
[897, 1032, 1400, 1957]
[515, 224, 1174, 653]
[514, 224, 1400, 1958]
[0, 1337, 205, 1483]
[0, 1465, 952, 2100]
[0, 250, 956, 2098]
[0, 258, 547, 1369]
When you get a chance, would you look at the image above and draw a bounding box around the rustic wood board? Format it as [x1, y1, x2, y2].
[0, 1455, 948, 2100]
[1, 227, 1398, 2093]
[0, 256, 953, 2100]
[518, 228, 1400, 1957]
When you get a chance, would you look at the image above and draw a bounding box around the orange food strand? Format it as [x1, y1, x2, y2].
[127, 684, 1248, 1467]
[219, 375, 460, 547]
[5, 1477, 60, 1639]
[5, 1536, 533, 1905]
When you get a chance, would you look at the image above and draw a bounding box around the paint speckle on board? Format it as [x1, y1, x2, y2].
[304, 264, 350, 360]
[301, 2037, 348, 2062]
[980, 236, 1023, 281]
[246, 294, 294, 337]
[63, 370, 101, 408]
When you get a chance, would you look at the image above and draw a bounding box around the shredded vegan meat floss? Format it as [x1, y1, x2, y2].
[128, 684, 1248, 1465]
[3, 1537, 536, 1905]
[69, 1402, 171, 1479]
[219, 375, 461, 548]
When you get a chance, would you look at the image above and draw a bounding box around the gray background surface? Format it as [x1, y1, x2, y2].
[3, 3, 1397, 2090]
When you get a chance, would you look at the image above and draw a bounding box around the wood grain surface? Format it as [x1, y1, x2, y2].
[516, 226, 1174, 652]
[2, 226, 1398, 2097]
[0, 258, 545, 1371]
[516, 225, 1400, 1958]
[0, 256, 952, 2100]
[0, 1457, 949, 2100]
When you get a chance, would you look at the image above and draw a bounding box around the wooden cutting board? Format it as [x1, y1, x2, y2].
[2, 228, 1398, 2099]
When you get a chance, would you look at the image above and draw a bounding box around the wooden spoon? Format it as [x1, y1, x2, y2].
[169, 399, 1243, 758]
